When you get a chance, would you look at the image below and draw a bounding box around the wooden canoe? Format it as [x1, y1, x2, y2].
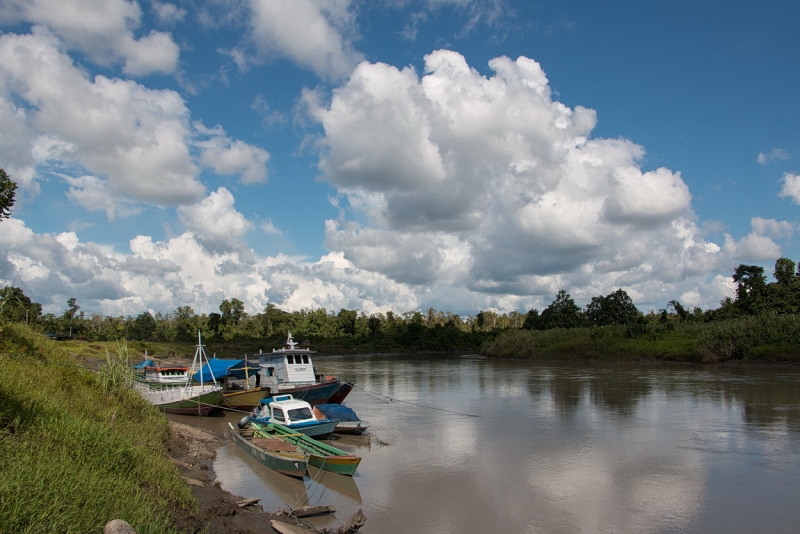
[228, 422, 308, 478]
[253, 422, 361, 476]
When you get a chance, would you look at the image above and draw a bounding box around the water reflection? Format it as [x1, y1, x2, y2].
[181, 356, 800, 533]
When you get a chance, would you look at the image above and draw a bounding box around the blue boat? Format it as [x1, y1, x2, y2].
[250, 394, 340, 439]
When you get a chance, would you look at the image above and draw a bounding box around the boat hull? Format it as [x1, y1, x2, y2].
[270, 379, 340, 406]
[326, 381, 354, 404]
[255, 423, 361, 476]
[250, 417, 340, 439]
[135, 383, 224, 416]
[228, 423, 307, 478]
[222, 387, 270, 411]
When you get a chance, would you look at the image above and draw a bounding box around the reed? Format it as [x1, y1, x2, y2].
[0, 322, 195, 534]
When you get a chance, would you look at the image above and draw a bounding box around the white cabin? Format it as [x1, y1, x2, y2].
[256, 332, 316, 385]
[252, 394, 316, 426]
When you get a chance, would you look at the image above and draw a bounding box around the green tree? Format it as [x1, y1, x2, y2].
[540, 290, 583, 329]
[0, 168, 17, 220]
[62, 297, 80, 337]
[521, 309, 540, 330]
[732, 264, 767, 314]
[130, 311, 157, 340]
[773, 257, 797, 285]
[0, 286, 42, 323]
[585, 289, 640, 326]
[337, 308, 357, 336]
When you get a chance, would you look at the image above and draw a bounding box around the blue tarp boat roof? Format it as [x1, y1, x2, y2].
[227, 359, 261, 380]
[314, 403, 360, 422]
[192, 357, 243, 382]
[133, 359, 155, 369]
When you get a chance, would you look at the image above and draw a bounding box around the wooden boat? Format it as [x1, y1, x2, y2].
[313, 403, 370, 435]
[255, 332, 350, 406]
[193, 356, 271, 410]
[134, 331, 223, 416]
[221, 386, 270, 411]
[227, 422, 308, 478]
[254, 422, 361, 476]
[250, 394, 340, 438]
[134, 383, 224, 415]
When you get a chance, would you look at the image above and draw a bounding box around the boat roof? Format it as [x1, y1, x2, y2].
[145, 365, 188, 372]
[259, 394, 312, 410]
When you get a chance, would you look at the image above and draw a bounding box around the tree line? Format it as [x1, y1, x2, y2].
[2, 258, 800, 351]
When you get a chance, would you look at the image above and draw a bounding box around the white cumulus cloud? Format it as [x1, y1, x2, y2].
[248, 0, 363, 80]
[0, 0, 179, 75]
[305, 49, 740, 310]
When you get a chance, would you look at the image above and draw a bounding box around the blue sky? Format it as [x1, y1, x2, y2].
[0, 0, 798, 318]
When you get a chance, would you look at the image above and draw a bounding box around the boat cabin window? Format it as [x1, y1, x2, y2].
[272, 408, 285, 422]
[301, 355, 309, 364]
[287, 355, 294, 364]
[287, 407, 313, 421]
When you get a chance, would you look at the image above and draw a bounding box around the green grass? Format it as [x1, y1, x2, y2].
[0, 323, 195, 534]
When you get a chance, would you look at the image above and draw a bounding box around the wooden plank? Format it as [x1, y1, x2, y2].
[290, 505, 336, 518]
[269, 520, 315, 534]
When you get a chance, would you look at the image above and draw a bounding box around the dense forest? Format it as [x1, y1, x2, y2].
[2, 257, 800, 358]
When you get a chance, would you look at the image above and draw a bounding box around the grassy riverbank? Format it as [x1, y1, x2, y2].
[0, 322, 195, 534]
[482, 314, 800, 363]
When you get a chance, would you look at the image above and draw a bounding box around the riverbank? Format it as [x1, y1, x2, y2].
[0, 323, 334, 534]
[165, 420, 315, 534]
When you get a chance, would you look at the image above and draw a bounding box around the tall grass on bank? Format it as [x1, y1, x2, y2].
[484, 316, 800, 363]
[696, 313, 800, 363]
[0, 322, 195, 534]
[483, 322, 703, 362]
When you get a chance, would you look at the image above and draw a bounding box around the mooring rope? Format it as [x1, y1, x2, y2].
[356, 384, 479, 417]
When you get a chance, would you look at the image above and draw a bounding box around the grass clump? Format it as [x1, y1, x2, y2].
[0, 322, 195, 534]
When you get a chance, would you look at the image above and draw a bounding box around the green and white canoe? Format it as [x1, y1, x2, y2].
[228, 422, 308, 478]
[252, 422, 362, 476]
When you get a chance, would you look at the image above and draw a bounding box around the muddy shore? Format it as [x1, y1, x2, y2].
[165, 420, 316, 534]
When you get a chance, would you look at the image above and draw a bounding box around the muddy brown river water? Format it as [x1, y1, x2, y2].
[170, 354, 800, 533]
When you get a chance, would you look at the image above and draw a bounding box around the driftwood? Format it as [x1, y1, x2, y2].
[270, 520, 316, 534]
[327, 508, 367, 534]
[290, 505, 336, 518]
[235, 497, 261, 508]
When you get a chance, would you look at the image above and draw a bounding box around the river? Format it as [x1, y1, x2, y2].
[170, 354, 800, 533]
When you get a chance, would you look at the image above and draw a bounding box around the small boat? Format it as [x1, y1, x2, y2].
[255, 332, 352, 406]
[250, 394, 341, 438]
[252, 422, 361, 476]
[227, 422, 308, 478]
[313, 404, 370, 435]
[134, 331, 223, 416]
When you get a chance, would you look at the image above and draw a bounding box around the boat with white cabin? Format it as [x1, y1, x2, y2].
[255, 332, 352, 406]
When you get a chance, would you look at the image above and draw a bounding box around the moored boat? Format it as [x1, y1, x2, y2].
[193, 356, 269, 411]
[134, 331, 223, 416]
[255, 333, 351, 406]
[227, 422, 308, 478]
[250, 394, 341, 438]
[313, 404, 371, 435]
[142, 364, 189, 384]
[254, 422, 361, 476]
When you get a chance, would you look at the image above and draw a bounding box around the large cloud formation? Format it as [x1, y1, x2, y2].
[307, 50, 772, 310]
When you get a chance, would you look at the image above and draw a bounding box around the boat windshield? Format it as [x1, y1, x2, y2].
[287, 407, 313, 421]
